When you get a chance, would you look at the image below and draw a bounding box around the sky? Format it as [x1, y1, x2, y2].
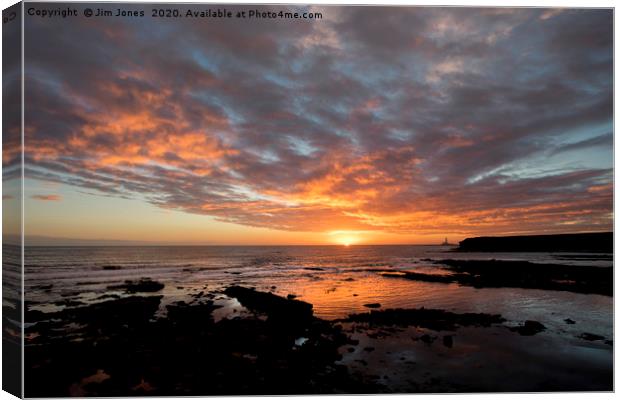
[5, 5, 613, 245]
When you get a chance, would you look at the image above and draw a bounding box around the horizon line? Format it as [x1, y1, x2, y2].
[13, 243, 454, 248]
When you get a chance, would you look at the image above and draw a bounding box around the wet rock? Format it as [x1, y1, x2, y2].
[224, 286, 313, 324]
[24, 307, 49, 323]
[510, 320, 546, 336]
[380, 271, 454, 283]
[108, 278, 165, 293]
[418, 334, 437, 345]
[95, 294, 120, 301]
[53, 299, 85, 308]
[579, 332, 605, 341]
[382, 259, 613, 297]
[166, 300, 220, 329]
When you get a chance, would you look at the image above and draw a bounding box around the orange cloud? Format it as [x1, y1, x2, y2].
[31, 195, 62, 201]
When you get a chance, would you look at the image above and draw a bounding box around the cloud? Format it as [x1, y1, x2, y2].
[19, 5, 613, 236]
[551, 133, 613, 156]
[31, 195, 62, 201]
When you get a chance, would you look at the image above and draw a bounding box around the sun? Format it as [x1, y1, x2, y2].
[338, 237, 356, 247]
[328, 230, 364, 247]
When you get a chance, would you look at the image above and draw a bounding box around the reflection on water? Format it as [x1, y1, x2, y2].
[340, 323, 612, 392]
[25, 245, 612, 338]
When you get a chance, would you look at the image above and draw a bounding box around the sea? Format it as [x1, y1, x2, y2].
[11, 244, 613, 391]
[22, 245, 612, 336]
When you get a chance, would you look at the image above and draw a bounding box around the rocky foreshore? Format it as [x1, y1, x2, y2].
[26, 285, 378, 396]
[25, 282, 613, 396]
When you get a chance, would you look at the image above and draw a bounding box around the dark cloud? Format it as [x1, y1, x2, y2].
[551, 133, 613, 156]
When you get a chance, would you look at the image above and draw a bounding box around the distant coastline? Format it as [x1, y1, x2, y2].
[457, 232, 613, 253]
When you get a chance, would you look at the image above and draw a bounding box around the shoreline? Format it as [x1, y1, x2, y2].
[376, 259, 613, 296]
